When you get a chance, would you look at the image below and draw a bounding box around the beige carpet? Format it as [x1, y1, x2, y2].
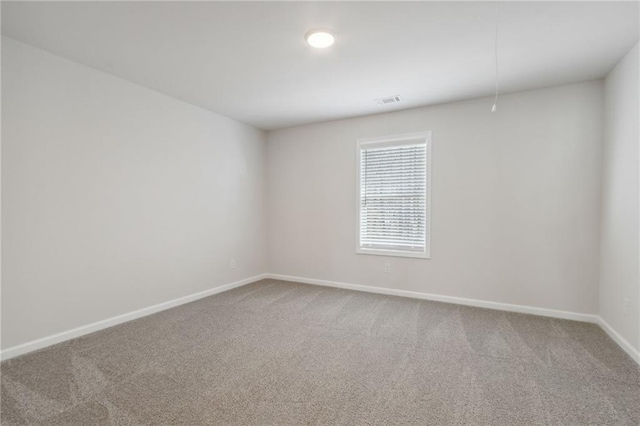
[1, 279, 639, 425]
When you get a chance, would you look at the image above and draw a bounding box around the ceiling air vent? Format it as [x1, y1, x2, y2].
[375, 95, 402, 106]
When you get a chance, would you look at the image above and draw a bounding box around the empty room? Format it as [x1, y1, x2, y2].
[1, 1, 639, 424]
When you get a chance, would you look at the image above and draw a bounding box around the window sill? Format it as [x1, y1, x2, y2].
[356, 248, 430, 259]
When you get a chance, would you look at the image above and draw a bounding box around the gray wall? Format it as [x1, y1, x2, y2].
[1, 37, 267, 349]
[267, 81, 604, 315]
[600, 43, 639, 352]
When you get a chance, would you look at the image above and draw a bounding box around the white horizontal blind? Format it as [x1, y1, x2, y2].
[359, 139, 427, 253]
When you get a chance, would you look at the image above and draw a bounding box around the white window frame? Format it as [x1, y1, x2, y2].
[356, 131, 432, 259]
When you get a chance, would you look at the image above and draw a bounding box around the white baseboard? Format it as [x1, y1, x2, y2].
[0, 273, 268, 361]
[6, 272, 638, 367]
[597, 316, 640, 364]
[266, 273, 599, 323]
[267, 274, 640, 365]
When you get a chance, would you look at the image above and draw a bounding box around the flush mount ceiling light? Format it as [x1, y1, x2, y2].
[305, 29, 335, 48]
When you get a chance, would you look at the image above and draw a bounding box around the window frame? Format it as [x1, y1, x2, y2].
[356, 131, 432, 259]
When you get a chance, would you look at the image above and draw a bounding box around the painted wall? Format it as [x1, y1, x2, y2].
[267, 81, 604, 315]
[1, 37, 267, 349]
[599, 43, 639, 352]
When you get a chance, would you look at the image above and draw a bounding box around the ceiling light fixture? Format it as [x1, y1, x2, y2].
[305, 29, 335, 49]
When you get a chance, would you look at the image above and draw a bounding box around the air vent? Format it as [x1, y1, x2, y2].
[375, 95, 402, 106]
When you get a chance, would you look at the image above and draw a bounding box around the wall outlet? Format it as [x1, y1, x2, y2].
[230, 259, 236, 269]
[623, 297, 630, 315]
[384, 263, 391, 274]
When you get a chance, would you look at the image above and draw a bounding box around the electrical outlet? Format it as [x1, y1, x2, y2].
[623, 297, 630, 315]
[384, 263, 391, 274]
[230, 259, 236, 269]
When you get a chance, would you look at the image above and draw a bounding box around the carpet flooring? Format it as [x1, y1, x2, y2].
[1, 279, 639, 425]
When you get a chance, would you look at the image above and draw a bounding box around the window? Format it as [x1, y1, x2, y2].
[357, 132, 431, 259]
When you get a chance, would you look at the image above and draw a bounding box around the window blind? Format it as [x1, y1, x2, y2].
[359, 140, 427, 253]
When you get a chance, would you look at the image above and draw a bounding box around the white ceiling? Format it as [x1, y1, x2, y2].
[2, 1, 638, 130]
